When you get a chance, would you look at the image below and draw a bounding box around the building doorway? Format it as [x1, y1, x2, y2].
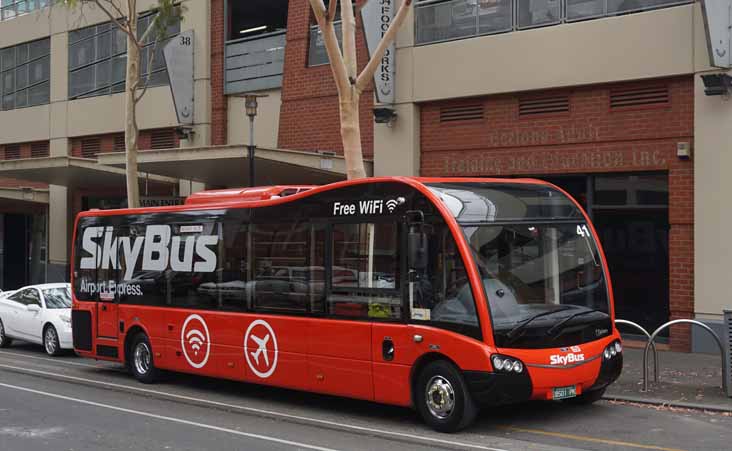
[544, 173, 670, 339]
[1, 213, 47, 290]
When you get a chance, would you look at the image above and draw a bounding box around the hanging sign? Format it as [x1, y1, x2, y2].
[164, 30, 195, 124]
[361, 0, 396, 104]
[700, 0, 731, 68]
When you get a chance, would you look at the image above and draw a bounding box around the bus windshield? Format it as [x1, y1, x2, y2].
[428, 182, 612, 348]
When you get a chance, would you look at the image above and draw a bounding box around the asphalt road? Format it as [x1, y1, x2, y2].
[0, 343, 731, 451]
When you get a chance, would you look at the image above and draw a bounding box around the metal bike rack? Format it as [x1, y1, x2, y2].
[643, 319, 728, 394]
[615, 319, 658, 383]
[724, 311, 731, 397]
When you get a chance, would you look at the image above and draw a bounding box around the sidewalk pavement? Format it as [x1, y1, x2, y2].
[604, 346, 732, 412]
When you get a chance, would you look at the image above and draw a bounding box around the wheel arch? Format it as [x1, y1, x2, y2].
[123, 325, 149, 365]
[409, 352, 462, 407]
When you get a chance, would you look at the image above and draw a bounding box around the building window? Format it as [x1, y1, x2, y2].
[308, 1, 343, 67]
[68, 12, 180, 100]
[0, 0, 49, 21]
[0, 38, 50, 111]
[414, 0, 694, 46]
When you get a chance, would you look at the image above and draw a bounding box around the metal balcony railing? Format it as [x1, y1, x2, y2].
[224, 31, 286, 95]
[0, 0, 48, 21]
[415, 0, 694, 45]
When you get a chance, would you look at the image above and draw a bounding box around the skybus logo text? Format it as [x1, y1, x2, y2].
[79, 225, 219, 281]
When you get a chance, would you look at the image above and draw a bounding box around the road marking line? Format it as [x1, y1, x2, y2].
[500, 426, 688, 451]
[0, 381, 340, 451]
[0, 350, 122, 371]
[0, 362, 508, 451]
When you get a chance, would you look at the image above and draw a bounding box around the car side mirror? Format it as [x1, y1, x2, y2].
[27, 304, 40, 312]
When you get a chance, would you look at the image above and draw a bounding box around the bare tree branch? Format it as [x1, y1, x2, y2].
[327, 0, 337, 22]
[133, 39, 159, 104]
[356, 0, 412, 93]
[89, 0, 137, 43]
[341, 0, 357, 81]
[309, 0, 349, 96]
[138, 13, 159, 48]
[101, 0, 126, 20]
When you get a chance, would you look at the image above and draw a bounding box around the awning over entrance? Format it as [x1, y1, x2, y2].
[0, 187, 48, 214]
[0, 156, 177, 190]
[96, 145, 369, 188]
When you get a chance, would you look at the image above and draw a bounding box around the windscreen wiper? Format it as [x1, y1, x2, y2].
[505, 306, 572, 343]
[545, 309, 605, 337]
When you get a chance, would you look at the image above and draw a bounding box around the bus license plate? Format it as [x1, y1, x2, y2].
[553, 386, 577, 400]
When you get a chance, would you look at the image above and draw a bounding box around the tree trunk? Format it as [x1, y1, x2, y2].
[124, 1, 140, 208]
[340, 89, 367, 180]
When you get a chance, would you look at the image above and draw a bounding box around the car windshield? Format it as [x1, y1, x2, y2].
[464, 223, 610, 347]
[43, 287, 72, 309]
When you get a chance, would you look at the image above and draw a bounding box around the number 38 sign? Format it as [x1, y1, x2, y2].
[163, 30, 195, 125]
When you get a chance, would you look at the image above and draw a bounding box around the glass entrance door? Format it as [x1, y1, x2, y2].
[544, 173, 670, 338]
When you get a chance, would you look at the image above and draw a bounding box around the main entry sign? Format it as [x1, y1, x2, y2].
[701, 0, 731, 68]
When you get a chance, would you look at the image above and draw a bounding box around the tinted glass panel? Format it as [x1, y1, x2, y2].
[329, 222, 401, 320]
[0, 38, 48, 111]
[428, 182, 582, 223]
[412, 222, 480, 339]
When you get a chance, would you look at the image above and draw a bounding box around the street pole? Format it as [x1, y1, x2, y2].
[248, 114, 255, 187]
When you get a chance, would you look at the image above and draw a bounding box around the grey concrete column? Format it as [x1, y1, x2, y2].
[47, 185, 71, 283]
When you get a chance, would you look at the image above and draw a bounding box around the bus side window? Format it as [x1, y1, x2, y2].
[168, 221, 220, 310]
[251, 221, 324, 313]
[329, 222, 401, 320]
[412, 223, 481, 339]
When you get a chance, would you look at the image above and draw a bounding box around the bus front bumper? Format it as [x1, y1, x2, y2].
[464, 353, 622, 406]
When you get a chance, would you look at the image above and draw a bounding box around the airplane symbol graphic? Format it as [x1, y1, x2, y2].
[249, 334, 270, 367]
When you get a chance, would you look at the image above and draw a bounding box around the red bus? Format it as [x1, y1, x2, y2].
[71, 177, 622, 432]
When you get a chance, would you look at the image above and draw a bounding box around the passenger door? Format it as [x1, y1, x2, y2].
[309, 222, 401, 401]
[17, 288, 43, 342]
[96, 228, 120, 340]
[2, 290, 30, 337]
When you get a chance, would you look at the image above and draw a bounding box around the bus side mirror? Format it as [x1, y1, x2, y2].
[408, 230, 428, 270]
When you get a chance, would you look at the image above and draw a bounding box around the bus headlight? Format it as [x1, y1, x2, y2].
[603, 341, 622, 361]
[491, 354, 525, 374]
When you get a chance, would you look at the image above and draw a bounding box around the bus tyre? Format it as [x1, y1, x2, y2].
[567, 387, 606, 405]
[129, 333, 160, 384]
[43, 325, 62, 356]
[0, 319, 11, 348]
[415, 360, 478, 433]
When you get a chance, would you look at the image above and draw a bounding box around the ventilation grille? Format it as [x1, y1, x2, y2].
[440, 104, 484, 123]
[113, 134, 125, 152]
[725, 310, 732, 397]
[610, 86, 669, 109]
[519, 95, 569, 116]
[30, 142, 49, 158]
[150, 129, 176, 150]
[3, 144, 21, 160]
[81, 138, 101, 158]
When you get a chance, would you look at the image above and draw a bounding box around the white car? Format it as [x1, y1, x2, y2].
[0, 283, 72, 356]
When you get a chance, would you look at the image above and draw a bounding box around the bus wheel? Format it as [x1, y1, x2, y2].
[415, 360, 478, 432]
[129, 333, 160, 384]
[567, 387, 606, 405]
[43, 325, 61, 356]
[0, 319, 11, 348]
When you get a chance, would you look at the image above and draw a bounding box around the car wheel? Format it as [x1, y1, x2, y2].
[0, 319, 12, 348]
[129, 333, 160, 384]
[566, 387, 606, 405]
[44, 325, 62, 356]
[415, 360, 478, 433]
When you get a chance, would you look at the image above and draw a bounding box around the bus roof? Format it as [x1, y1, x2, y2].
[76, 176, 560, 218]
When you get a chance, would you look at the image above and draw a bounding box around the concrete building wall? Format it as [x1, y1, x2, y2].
[227, 90, 282, 149]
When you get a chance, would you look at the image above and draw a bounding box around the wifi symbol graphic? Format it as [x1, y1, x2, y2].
[386, 199, 399, 213]
[186, 329, 206, 356]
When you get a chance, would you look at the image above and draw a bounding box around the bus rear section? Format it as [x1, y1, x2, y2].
[71, 177, 621, 432]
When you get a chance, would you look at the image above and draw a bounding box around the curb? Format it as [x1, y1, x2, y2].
[603, 394, 732, 413]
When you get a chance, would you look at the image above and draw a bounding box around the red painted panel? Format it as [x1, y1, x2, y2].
[308, 319, 372, 399]
[96, 303, 118, 339]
